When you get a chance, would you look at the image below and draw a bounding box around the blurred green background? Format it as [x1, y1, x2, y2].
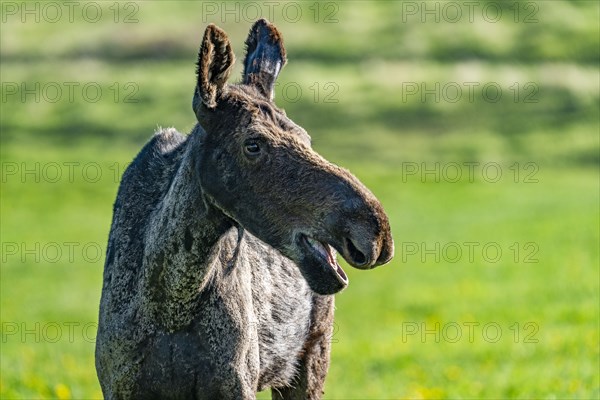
[1, 1, 598, 398]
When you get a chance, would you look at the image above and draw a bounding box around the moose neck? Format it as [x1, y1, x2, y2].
[142, 124, 235, 329]
[172, 124, 235, 242]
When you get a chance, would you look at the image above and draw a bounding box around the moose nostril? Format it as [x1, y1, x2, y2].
[345, 237, 368, 266]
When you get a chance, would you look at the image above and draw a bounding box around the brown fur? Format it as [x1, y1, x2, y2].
[96, 20, 393, 399]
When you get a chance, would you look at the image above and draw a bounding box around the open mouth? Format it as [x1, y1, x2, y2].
[300, 234, 348, 285]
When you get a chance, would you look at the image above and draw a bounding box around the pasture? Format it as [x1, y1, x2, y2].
[1, 1, 598, 398]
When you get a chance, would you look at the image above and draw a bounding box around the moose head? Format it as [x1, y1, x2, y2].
[192, 19, 394, 295]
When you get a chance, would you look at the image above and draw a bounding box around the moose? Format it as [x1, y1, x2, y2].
[96, 19, 394, 399]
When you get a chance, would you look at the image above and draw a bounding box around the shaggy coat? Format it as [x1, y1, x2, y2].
[96, 20, 393, 400]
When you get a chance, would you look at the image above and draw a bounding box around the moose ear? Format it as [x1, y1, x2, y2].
[193, 24, 235, 113]
[242, 19, 287, 100]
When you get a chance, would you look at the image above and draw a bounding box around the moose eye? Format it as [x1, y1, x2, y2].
[244, 140, 261, 157]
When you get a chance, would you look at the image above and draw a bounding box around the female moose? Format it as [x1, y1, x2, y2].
[96, 19, 393, 400]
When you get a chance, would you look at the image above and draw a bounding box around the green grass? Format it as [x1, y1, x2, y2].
[1, 1, 599, 398]
[2, 138, 598, 399]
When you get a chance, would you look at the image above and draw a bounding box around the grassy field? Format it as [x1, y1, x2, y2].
[1, 1, 599, 399]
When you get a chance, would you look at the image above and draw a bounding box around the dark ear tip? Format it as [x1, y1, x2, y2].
[253, 18, 270, 27]
[250, 18, 271, 33]
[247, 18, 286, 62]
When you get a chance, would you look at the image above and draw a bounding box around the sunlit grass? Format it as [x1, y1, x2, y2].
[1, 0, 599, 398]
[2, 137, 598, 398]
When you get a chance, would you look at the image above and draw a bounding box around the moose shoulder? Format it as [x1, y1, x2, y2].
[96, 19, 393, 400]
